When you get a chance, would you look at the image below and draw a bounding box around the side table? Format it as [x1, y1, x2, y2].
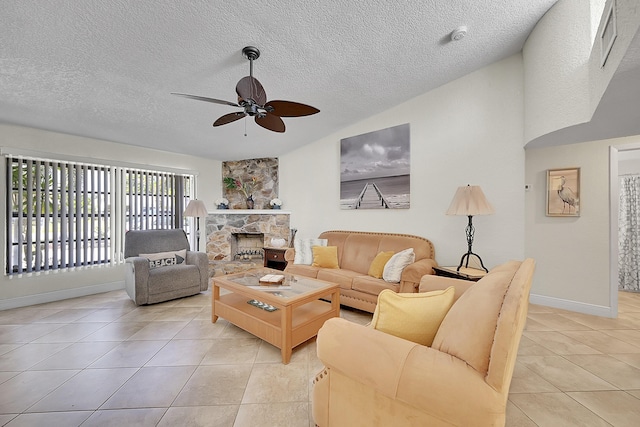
[433, 266, 487, 282]
[263, 247, 288, 271]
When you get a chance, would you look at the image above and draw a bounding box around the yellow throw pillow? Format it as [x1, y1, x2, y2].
[370, 287, 455, 346]
[311, 246, 339, 268]
[368, 251, 395, 279]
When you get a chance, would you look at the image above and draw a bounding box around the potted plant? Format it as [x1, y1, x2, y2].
[223, 176, 259, 209]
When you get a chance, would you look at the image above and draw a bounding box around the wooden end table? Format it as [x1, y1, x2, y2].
[212, 268, 340, 364]
[433, 266, 487, 282]
[263, 247, 288, 271]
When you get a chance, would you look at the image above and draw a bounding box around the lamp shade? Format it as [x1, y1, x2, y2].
[183, 199, 208, 217]
[446, 185, 494, 216]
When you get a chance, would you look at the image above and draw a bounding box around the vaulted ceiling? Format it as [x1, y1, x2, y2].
[1, 1, 560, 160]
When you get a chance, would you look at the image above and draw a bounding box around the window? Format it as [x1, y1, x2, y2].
[122, 168, 188, 232]
[600, 0, 617, 67]
[5, 155, 193, 275]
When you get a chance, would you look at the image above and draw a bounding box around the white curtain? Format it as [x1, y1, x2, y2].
[619, 175, 640, 291]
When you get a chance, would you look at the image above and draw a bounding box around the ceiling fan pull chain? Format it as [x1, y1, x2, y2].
[244, 116, 248, 137]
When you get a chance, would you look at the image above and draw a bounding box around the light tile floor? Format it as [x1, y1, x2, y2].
[0, 289, 638, 426]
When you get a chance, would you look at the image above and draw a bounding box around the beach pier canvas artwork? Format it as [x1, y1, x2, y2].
[340, 123, 410, 209]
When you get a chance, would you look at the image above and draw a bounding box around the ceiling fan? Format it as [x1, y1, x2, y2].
[172, 46, 320, 133]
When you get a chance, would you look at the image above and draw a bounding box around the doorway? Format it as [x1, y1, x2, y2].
[610, 144, 640, 316]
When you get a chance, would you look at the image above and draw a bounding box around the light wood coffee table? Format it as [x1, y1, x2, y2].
[212, 268, 340, 364]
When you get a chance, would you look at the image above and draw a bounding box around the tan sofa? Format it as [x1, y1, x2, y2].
[313, 258, 535, 427]
[284, 230, 437, 313]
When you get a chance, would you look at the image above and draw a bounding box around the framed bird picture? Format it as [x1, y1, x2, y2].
[546, 168, 580, 217]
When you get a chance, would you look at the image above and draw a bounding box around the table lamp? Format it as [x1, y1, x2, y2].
[446, 185, 494, 272]
[183, 199, 208, 249]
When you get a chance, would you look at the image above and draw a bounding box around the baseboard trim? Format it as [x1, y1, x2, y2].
[529, 293, 615, 318]
[0, 281, 125, 311]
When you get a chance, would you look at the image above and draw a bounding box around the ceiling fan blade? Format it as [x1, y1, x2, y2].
[171, 93, 240, 107]
[213, 112, 246, 127]
[265, 100, 320, 117]
[255, 113, 285, 133]
[235, 76, 267, 105]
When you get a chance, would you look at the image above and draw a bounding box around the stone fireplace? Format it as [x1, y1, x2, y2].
[206, 210, 290, 276]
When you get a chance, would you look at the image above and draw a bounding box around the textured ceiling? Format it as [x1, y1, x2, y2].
[0, 0, 559, 160]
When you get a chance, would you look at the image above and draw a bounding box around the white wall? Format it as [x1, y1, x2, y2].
[280, 55, 526, 269]
[0, 124, 221, 308]
[525, 134, 640, 317]
[589, 0, 640, 110]
[523, 0, 600, 144]
[618, 149, 640, 175]
[523, 0, 640, 147]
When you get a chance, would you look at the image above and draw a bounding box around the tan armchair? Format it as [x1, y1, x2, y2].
[313, 259, 535, 427]
[124, 229, 209, 305]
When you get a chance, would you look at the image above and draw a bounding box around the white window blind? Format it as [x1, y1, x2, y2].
[5, 155, 192, 275]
